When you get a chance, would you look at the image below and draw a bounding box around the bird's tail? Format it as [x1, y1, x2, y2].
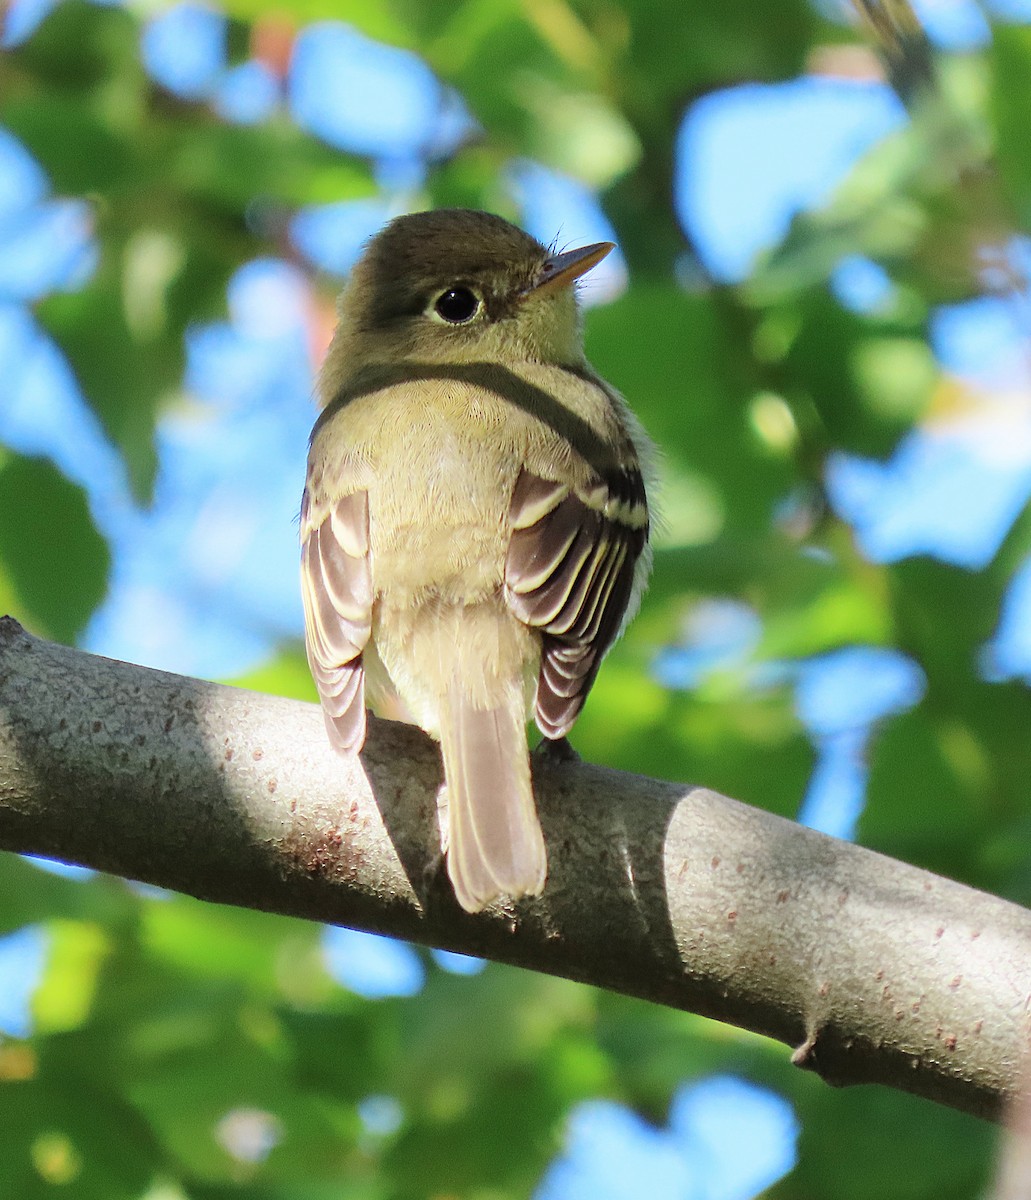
[439, 676, 547, 913]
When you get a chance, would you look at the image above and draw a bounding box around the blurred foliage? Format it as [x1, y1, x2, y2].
[0, 452, 110, 642]
[1, 0, 1028, 1196]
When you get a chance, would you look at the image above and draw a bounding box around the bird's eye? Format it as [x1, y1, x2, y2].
[433, 287, 481, 324]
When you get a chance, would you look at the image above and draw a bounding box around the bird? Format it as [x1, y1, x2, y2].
[300, 208, 653, 912]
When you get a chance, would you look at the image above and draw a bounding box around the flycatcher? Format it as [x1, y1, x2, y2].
[301, 208, 653, 912]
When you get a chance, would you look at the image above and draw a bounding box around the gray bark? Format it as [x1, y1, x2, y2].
[0, 616, 1028, 1121]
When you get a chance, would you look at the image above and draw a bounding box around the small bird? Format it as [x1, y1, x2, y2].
[301, 208, 653, 912]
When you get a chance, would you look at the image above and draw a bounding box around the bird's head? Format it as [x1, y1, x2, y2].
[320, 208, 613, 397]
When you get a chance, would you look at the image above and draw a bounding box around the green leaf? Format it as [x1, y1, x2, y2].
[0, 855, 131, 933]
[0, 455, 110, 642]
[141, 895, 324, 999]
[992, 26, 1031, 228]
[224, 645, 319, 704]
[33, 921, 111, 1034]
[773, 1082, 991, 1199]
[0, 1078, 159, 1200]
[219, 0, 411, 44]
[585, 287, 790, 534]
[38, 278, 175, 503]
[169, 121, 375, 213]
[781, 293, 934, 458]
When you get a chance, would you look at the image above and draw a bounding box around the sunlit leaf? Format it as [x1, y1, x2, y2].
[0, 455, 110, 643]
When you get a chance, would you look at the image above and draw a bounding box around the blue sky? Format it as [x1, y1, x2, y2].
[3, 0, 1031, 1194]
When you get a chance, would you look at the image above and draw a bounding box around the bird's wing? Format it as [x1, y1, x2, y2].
[300, 488, 373, 753]
[504, 465, 649, 740]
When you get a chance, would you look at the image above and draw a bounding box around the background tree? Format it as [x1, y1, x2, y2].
[1, 0, 1030, 1196]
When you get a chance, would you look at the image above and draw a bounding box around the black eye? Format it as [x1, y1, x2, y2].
[434, 287, 480, 324]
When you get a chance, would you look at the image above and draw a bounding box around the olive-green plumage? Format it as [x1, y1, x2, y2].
[301, 208, 653, 912]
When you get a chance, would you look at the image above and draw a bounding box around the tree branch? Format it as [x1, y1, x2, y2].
[0, 617, 1028, 1121]
[851, 0, 937, 107]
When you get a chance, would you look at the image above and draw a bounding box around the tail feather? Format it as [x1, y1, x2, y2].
[440, 680, 547, 913]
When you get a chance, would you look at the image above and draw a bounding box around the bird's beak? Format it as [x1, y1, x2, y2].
[525, 241, 615, 298]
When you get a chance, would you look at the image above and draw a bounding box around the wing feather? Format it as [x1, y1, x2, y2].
[505, 466, 648, 740]
[300, 490, 373, 753]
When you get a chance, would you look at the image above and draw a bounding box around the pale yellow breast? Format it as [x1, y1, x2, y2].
[311, 379, 509, 606]
[307, 364, 639, 604]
